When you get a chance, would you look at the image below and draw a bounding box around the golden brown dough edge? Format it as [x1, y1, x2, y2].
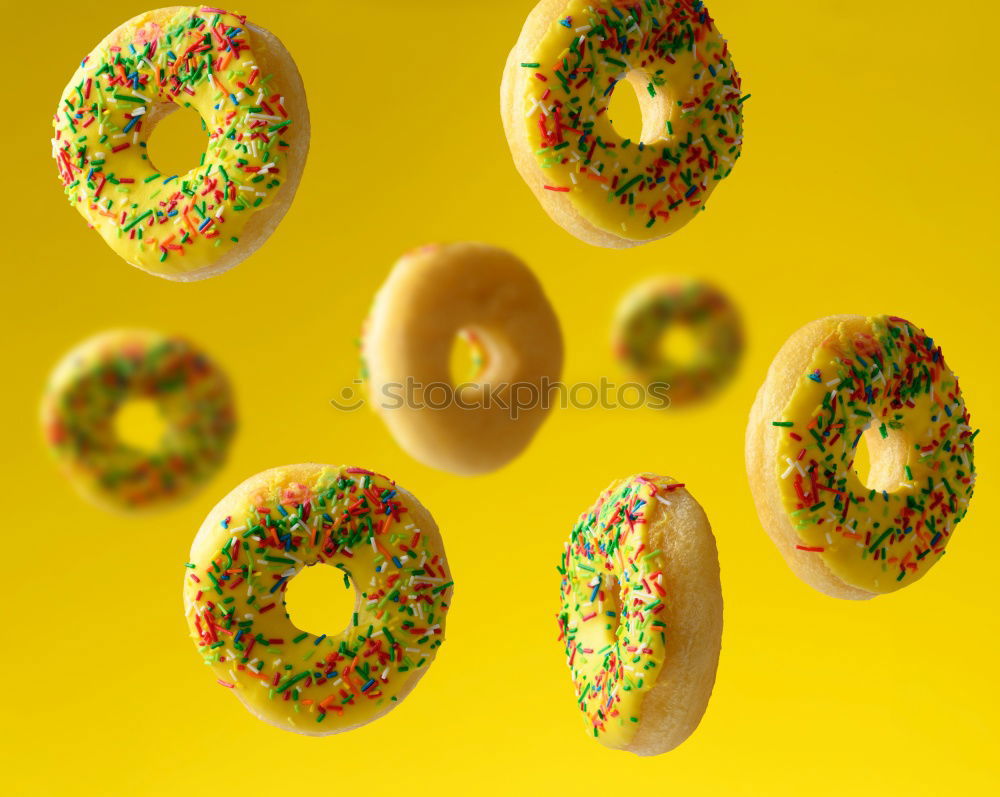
[499, 0, 644, 249]
[744, 316, 874, 601]
[624, 479, 723, 756]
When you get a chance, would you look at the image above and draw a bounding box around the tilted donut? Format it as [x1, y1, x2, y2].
[183, 464, 453, 736]
[746, 315, 977, 599]
[51, 6, 309, 281]
[558, 474, 722, 755]
[501, 0, 745, 248]
[362, 243, 564, 475]
[612, 276, 742, 407]
[41, 329, 235, 512]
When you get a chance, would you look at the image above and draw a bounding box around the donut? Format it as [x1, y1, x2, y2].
[612, 276, 742, 406]
[183, 463, 453, 735]
[746, 315, 977, 599]
[362, 243, 564, 475]
[51, 6, 309, 281]
[501, 0, 745, 248]
[557, 474, 722, 755]
[41, 329, 236, 512]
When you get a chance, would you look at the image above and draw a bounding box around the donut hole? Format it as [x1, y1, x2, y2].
[853, 424, 909, 493]
[657, 323, 700, 366]
[449, 328, 488, 385]
[146, 104, 208, 179]
[114, 398, 167, 452]
[608, 70, 673, 145]
[284, 564, 357, 637]
[608, 76, 644, 142]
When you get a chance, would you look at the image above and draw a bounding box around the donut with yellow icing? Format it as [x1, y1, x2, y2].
[558, 474, 722, 755]
[41, 329, 236, 512]
[501, 0, 745, 247]
[746, 315, 977, 599]
[612, 276, 742, 406]
[183, 463, 453, 735]
[362, 243, 563, 475]
[51, 6, 309, 281]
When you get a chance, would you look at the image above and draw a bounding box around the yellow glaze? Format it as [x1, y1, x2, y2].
[52, 7, 297, 277]
[183, 465, 452, 735]
[774, 316, 976, 593]
[558, 475, 680, 748]
[522, 0, 744, 241]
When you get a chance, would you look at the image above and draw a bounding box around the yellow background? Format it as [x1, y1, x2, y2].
[3, 0, 998, 793]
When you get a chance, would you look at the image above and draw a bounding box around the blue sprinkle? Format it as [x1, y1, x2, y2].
[277, 505, 289, 517]
[560, 16, 572, 27]
[808, 370, 822, 383]
[314, 634, 326, 646]
[361, 679, 376, 692]
[163, 175, 179, 184]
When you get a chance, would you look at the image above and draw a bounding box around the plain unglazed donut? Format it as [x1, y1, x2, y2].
[183, 463, 453, 735]
[501, 0, 744, 248]
[51, 6, 309, 280]
[746, 315, 977, 599]
[362, 243, 564, 475]
[557, 473, 722, 756]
